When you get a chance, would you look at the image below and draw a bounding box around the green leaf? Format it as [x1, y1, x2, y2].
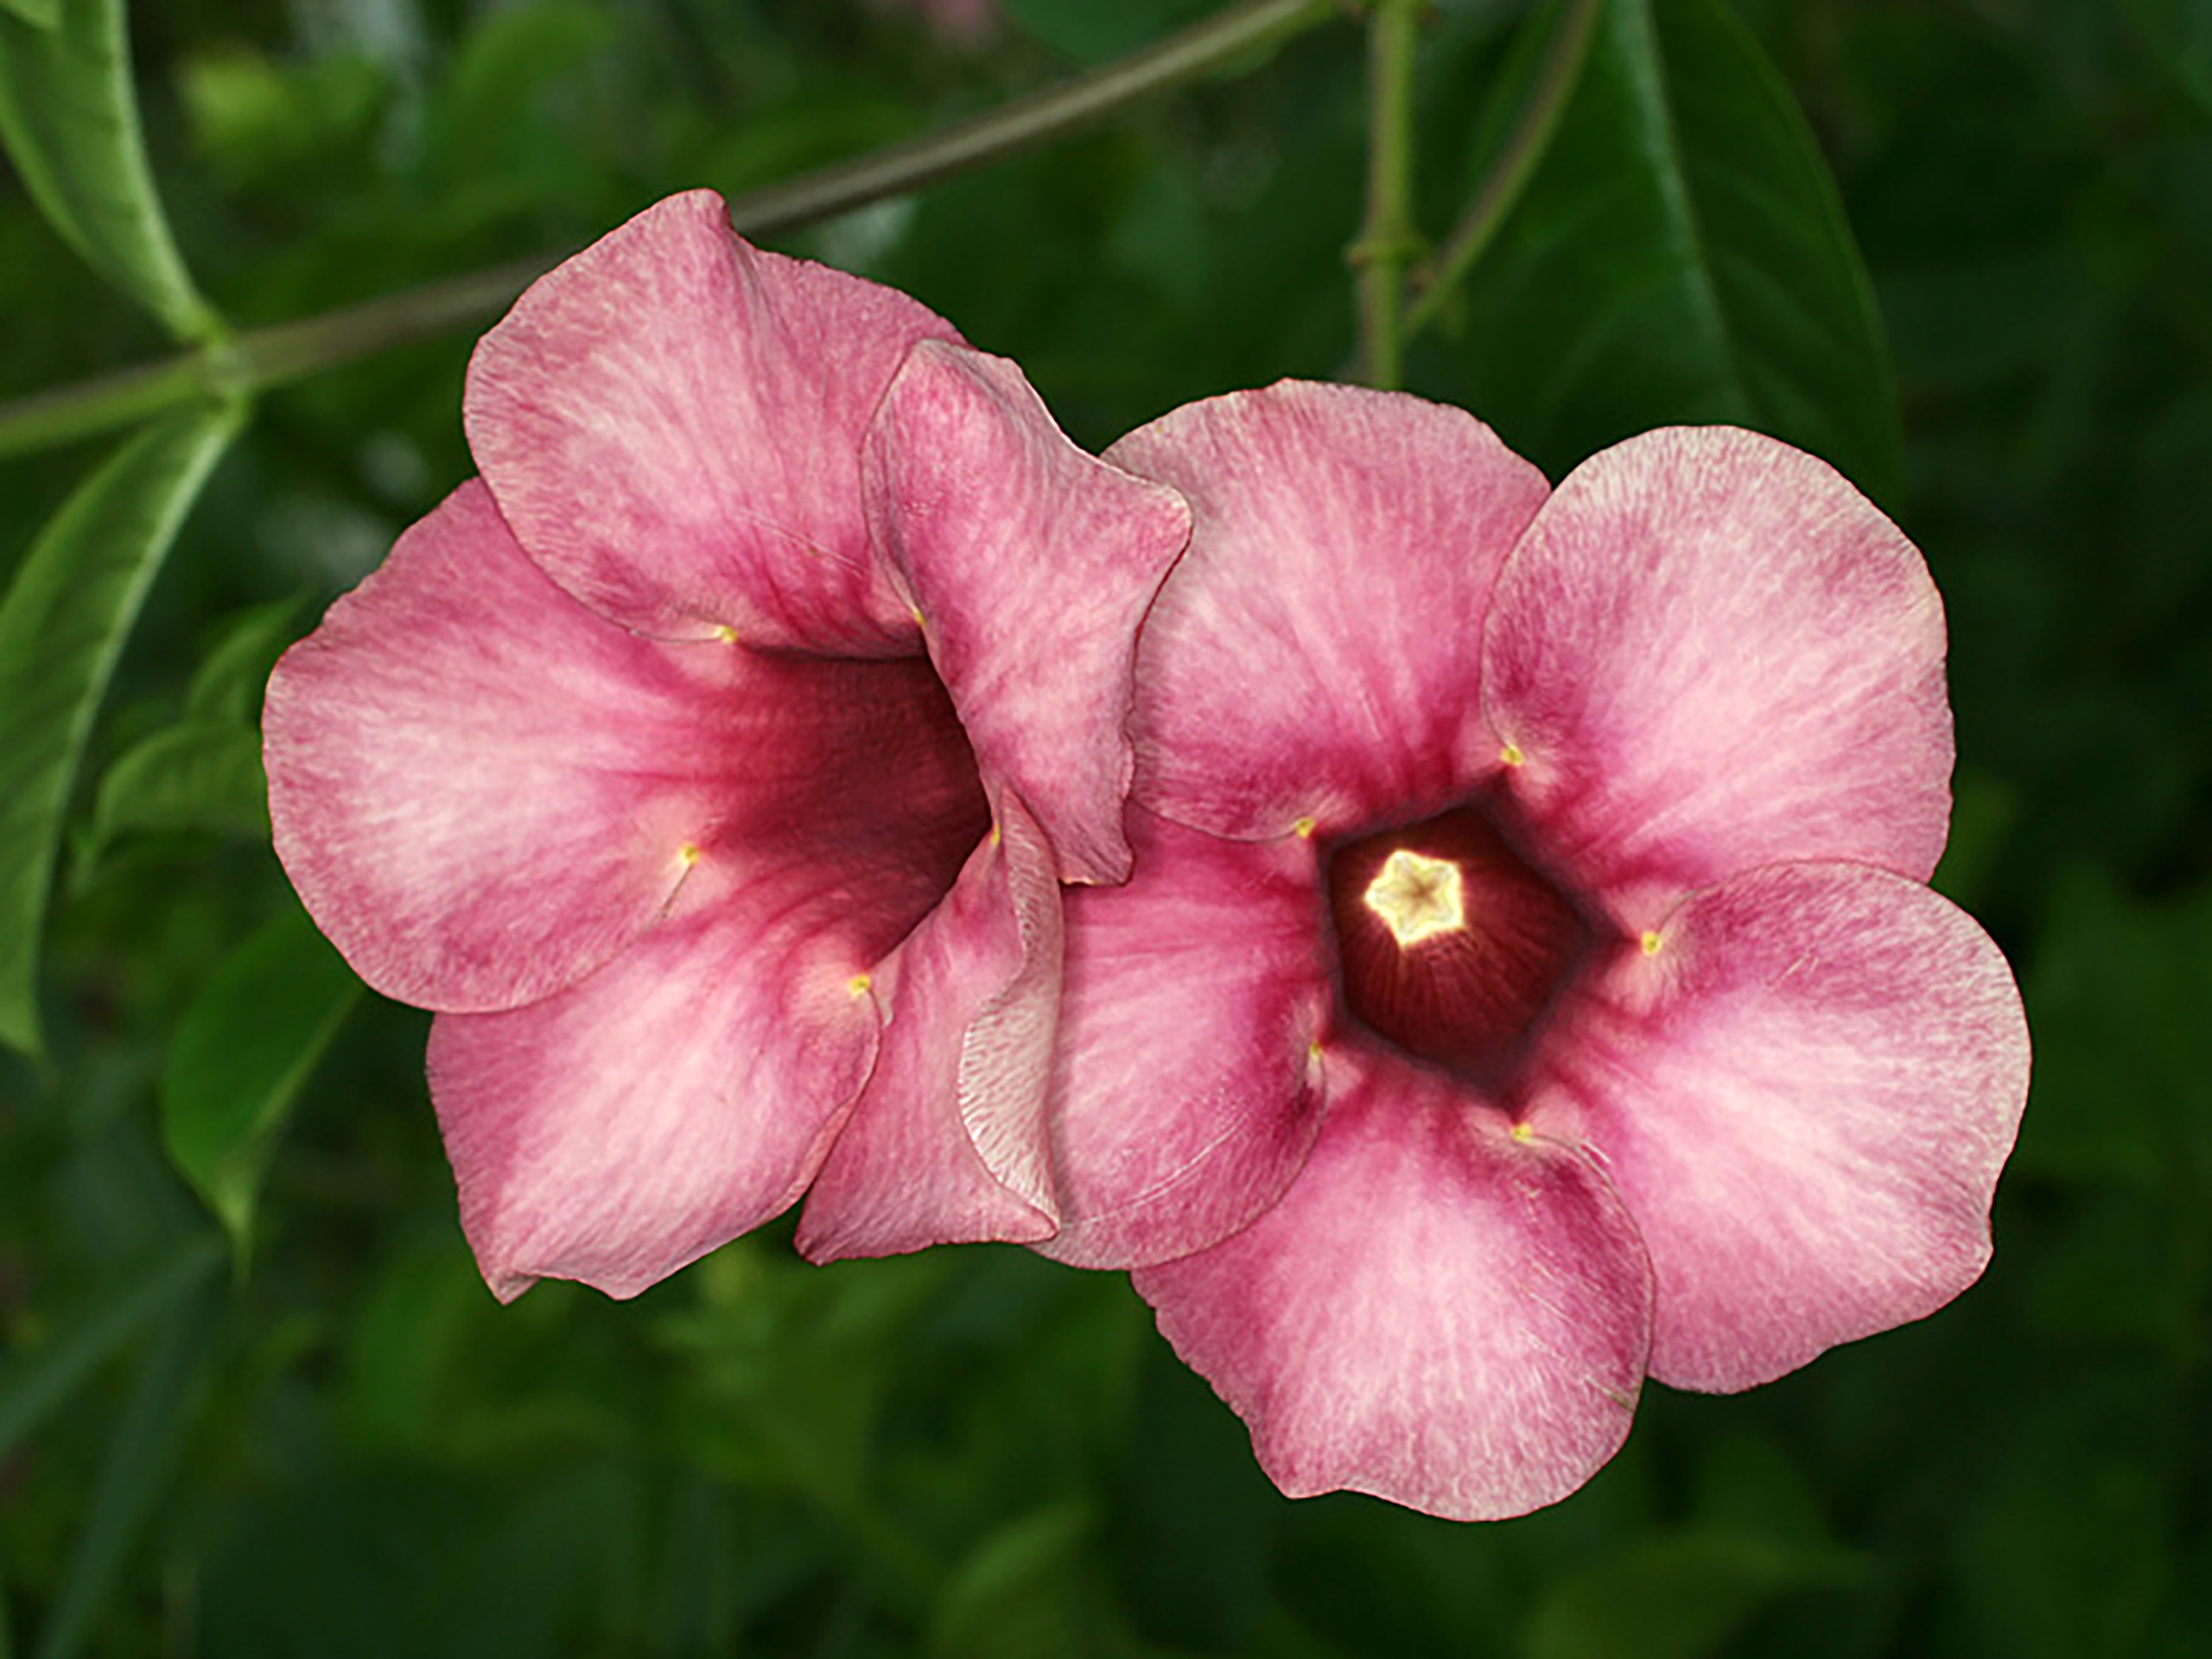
[92, 719, 269, 850]
[0, 403, 245, 1058]
[0, 0, 222, 339]
[1443, 0, 1901, 496]
[30, 1291, 220, 1659]
[0, 0, 60, 32]
[162, 903, 361, 1255]
[929, 1504, 1122, 1659]
[2124, 0, 2212, 116]
[0, 1234, 220, 1461]
[1524, 1528, 1862, 1659]
[185, 596, 300, 725]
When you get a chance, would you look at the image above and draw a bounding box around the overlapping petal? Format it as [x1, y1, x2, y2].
[1108, 382, 1551, 842]
[1035, 806, 1332, 1269]
[1532, 861, 2028, 1391]
[429, 855, 886, 1302]
[1482, 428, 1954, 928]
[1135, 1046, 1651, 1521]
[465, 189, 958, 650]
[866, 343, 1192, 885]
[798, 794, 1064, 1262]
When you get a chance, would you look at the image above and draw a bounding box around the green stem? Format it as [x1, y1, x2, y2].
[1403, 0, 1599, 340]
[1351, 0, 1425, 390]
[0, 0, 1341, 462]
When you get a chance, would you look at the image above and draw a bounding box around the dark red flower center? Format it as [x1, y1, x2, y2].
[1325, 801, 1592, 1085]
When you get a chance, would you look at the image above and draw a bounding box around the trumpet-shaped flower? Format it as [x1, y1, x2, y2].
[264, 191, 1191, 1299]
[1035, 382, 2029, 1520]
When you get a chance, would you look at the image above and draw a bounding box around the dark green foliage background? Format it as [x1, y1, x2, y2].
[3, 1, 2210, 1653]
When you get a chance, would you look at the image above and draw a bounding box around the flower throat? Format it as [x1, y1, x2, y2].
[1325, 802, 1592, 1084]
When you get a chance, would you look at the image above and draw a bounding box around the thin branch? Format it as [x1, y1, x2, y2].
[1403, 0, 1599, 341]
[0, 0, 1342, 461]
[1350, 0, 1425, 390]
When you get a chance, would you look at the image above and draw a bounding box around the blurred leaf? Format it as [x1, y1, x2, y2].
[0, 0, 58, 31]
[0, 403, 244, 1057]
[1952, 1375, 2179, 1659]
[659, 1247, 956, 1505]
[1523, 1528, 1861, 1659]
[92, 719, 268, 851]
[930, 1504, 1122, 1659]
[1000, 0, 1216, 62]
[1688, 1433, 1835, 1552]
[31, 1289, 219, 1659]
[0, 1233, 220, 1459]
[417, 0, 620, 225]
[0, 0, 221, 339]
[162, 903, 360, 1255]
[341, 1242, 492, 1455]
[185, 598, 300, 724]
[2124, 0, 2212, 116]
[1117, 1332, 1276, 1651]
[2015, 868, 2212, 1187]
[1444, 0, 1901, 495]
[176, 44, 386, 193]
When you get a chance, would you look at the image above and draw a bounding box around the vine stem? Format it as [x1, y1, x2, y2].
[1403, 0, 1599, 340]
[0, 0, 1342, 461]
[1351, 0, 1425, 390]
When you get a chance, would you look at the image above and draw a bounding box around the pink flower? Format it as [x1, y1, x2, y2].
[1032, 382, 2030, 1519]
[263, 191, 1190, 1300]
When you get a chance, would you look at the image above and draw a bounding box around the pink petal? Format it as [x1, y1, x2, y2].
[465, 189, 959, 650]
[797, 795, 1063, 1261]
[1531, 861, 2029, 1392]
[866, 343, 1192, 884]
[429, 858, 886, 1301]
[1135, 1045, 1652, 1521]
[1482, 428, 1954, 928]
[264, 480, 988, 1014]
[1107, 381, 1552, 842]
[1036, 807, 1332, 1269]
[264, 481, 722, 1011]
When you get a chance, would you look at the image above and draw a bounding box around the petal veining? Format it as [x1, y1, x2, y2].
[429, 863, 884, 1301]
[1037, 806, 1332, 1269]
[868, 342, 1192, 885]
[1531, 861, 2029, 1391]
[466, 189, 958, 650]
[1135, 1045, 1652, 1521]
[798, 794, 1064, 1261]
[265, 480, 988, 1015]
[1482, 427, 1954, 927]
[1108, 381, 1551, 842]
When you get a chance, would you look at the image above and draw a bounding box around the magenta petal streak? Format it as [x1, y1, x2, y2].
[1482, 428, 1955, 930]
[1533, 861, 2030, 1391]
[1135, 1046, 1652, 1522]
[1109, 382, 1549, 842]
[429, 862, 881, 1302]
[465, 189, 960, 650]
[267, 480, 790, 1013]
[798, 794, 1065, 1261]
